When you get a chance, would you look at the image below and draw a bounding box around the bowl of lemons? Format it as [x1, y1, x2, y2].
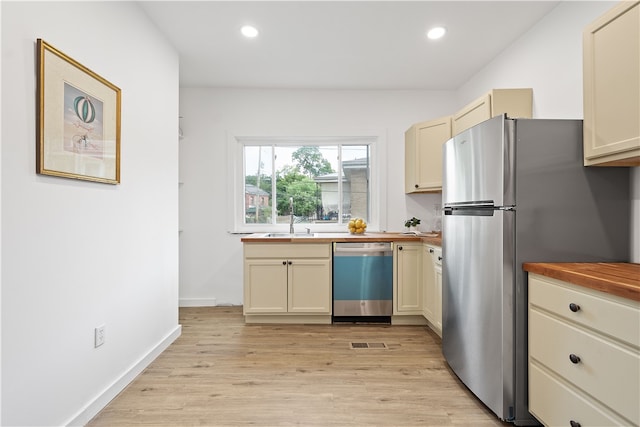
[348, 218, 367, 234]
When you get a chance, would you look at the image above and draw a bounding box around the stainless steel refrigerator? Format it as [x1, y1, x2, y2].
[441, 115, 630, 425]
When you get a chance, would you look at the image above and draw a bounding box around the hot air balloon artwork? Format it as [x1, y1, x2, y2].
[63, 82, 104, 158]
[37, 39, 120, 184]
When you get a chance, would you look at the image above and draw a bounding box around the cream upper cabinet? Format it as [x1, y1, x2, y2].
[405, 88, 531, 194]
[583, 1, 640, 166]
[394, 242, 422, 314]
[405, 116, 451, 193]
[452, 88, 533, 135]
[243, 243, 332, 321]
[528, 273, 640, 426]
[422, 244, 442, 336]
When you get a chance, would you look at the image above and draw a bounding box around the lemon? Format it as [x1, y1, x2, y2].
[347, 218, 368, 233]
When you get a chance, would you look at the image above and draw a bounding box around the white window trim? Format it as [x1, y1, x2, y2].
[227, 129, 387, 234]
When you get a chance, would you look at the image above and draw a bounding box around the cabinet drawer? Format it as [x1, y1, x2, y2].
[529, 309, 640, 424]
[529, 363, 625, 427]
[244, 243, 330, 259]
[529, 274, 640, 347]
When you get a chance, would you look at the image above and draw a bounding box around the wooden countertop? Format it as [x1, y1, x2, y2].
[241, 232, 442, 246]
[523, 262, 640, 302]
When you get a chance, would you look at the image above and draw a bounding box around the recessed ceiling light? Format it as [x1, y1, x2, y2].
[241, 25, 259, 38]
[427, 27, 446, 40]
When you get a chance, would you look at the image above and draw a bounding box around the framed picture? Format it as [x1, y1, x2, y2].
[36, 39, 121, 184]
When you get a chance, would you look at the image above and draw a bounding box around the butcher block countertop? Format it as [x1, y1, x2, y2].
[241, 232, 442, 246]
[523, 262, 640, 302]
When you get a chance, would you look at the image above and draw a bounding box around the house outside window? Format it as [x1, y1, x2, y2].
[245, 184, 271, 223]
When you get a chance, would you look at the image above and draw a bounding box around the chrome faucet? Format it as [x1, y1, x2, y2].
[289, 197, 295, 234]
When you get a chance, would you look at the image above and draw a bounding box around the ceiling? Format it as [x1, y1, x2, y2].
[138, 1, 561, 90]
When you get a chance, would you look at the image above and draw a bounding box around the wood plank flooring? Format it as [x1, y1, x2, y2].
[88, 307, 509, 426]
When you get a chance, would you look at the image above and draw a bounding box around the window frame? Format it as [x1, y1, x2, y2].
[227, 130, 387, 234]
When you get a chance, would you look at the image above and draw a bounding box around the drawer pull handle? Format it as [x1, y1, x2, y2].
[438, 256, 443, 261]
[569, 354, 581, 364]
[569, 303, 580, 312]
[429, 249, 434, 253]
[282, 261, 287, 265]
[570, 420, 581, 427]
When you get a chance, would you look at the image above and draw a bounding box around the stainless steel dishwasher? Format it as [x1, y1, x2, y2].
[332, 242, 393, 322]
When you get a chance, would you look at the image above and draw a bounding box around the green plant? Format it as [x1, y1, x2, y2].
[404, 217, 421, 228]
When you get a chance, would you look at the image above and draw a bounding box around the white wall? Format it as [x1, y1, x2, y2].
[179, 0, 639, 308]
[1, 2, 180, 425]
[0, 2, 3, 422]
[457, 0, 639, 262]
[178, 89, 456, 305]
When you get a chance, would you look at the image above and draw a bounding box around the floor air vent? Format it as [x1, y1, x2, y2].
[350, 342, 387, 349]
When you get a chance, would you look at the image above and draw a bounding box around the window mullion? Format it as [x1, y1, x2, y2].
[337, 145, 342, 225]
[271, 145, 277, 225]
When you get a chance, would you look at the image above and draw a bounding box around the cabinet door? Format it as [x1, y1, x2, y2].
[425, 245, 443, 335]
[434, 262, 443, 334]
[583, 1, 640, 166]
[422, 245, 436, 322]
[288, 259, 332, 313]
[395, 243, 422, 313]
[452, 89, 533, 136]
[244, 259, 288, 314]
[452, 94, 491, 135]
[405, 117, 451, 193]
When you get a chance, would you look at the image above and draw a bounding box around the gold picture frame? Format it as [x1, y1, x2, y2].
[36, 39, 121, 184]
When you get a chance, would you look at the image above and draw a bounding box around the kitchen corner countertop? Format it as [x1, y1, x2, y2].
[240, 232, 442, 246]
[523, 262, 640, 302]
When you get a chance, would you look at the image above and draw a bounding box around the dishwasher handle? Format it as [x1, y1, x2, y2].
[333, 247, 392, 254]
[333, 242, 393, 254]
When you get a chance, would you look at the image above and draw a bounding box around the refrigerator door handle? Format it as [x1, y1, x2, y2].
[444, 207, 496, 217]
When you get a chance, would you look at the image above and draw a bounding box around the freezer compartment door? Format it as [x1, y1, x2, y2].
[442, 207, 515, 421]
[442, 115, 514, 207]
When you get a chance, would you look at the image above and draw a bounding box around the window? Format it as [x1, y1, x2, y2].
[230, 134, 385, 233]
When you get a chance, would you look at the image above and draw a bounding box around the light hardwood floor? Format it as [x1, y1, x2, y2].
[88, 307, 509, 426]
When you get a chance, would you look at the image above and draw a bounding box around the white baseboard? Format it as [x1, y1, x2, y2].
[65, 325, 182, 427]
[179, 298, 217, 307]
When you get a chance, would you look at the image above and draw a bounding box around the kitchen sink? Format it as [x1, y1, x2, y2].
[264, 233, 317, 238]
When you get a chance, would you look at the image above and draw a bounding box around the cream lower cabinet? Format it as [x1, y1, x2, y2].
[452, 88, 533, 135]
[394, 242, 423, 315]
[422, 244, 442, 336]
[405, 116, 451, 193]
[432, 247, 442, 334]
[528, 273, 640, 426]
[243, 243, 332, 323]
[583, 1, 640, 166]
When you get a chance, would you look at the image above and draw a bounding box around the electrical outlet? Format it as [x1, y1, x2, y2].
[94, 324, 105, 348]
